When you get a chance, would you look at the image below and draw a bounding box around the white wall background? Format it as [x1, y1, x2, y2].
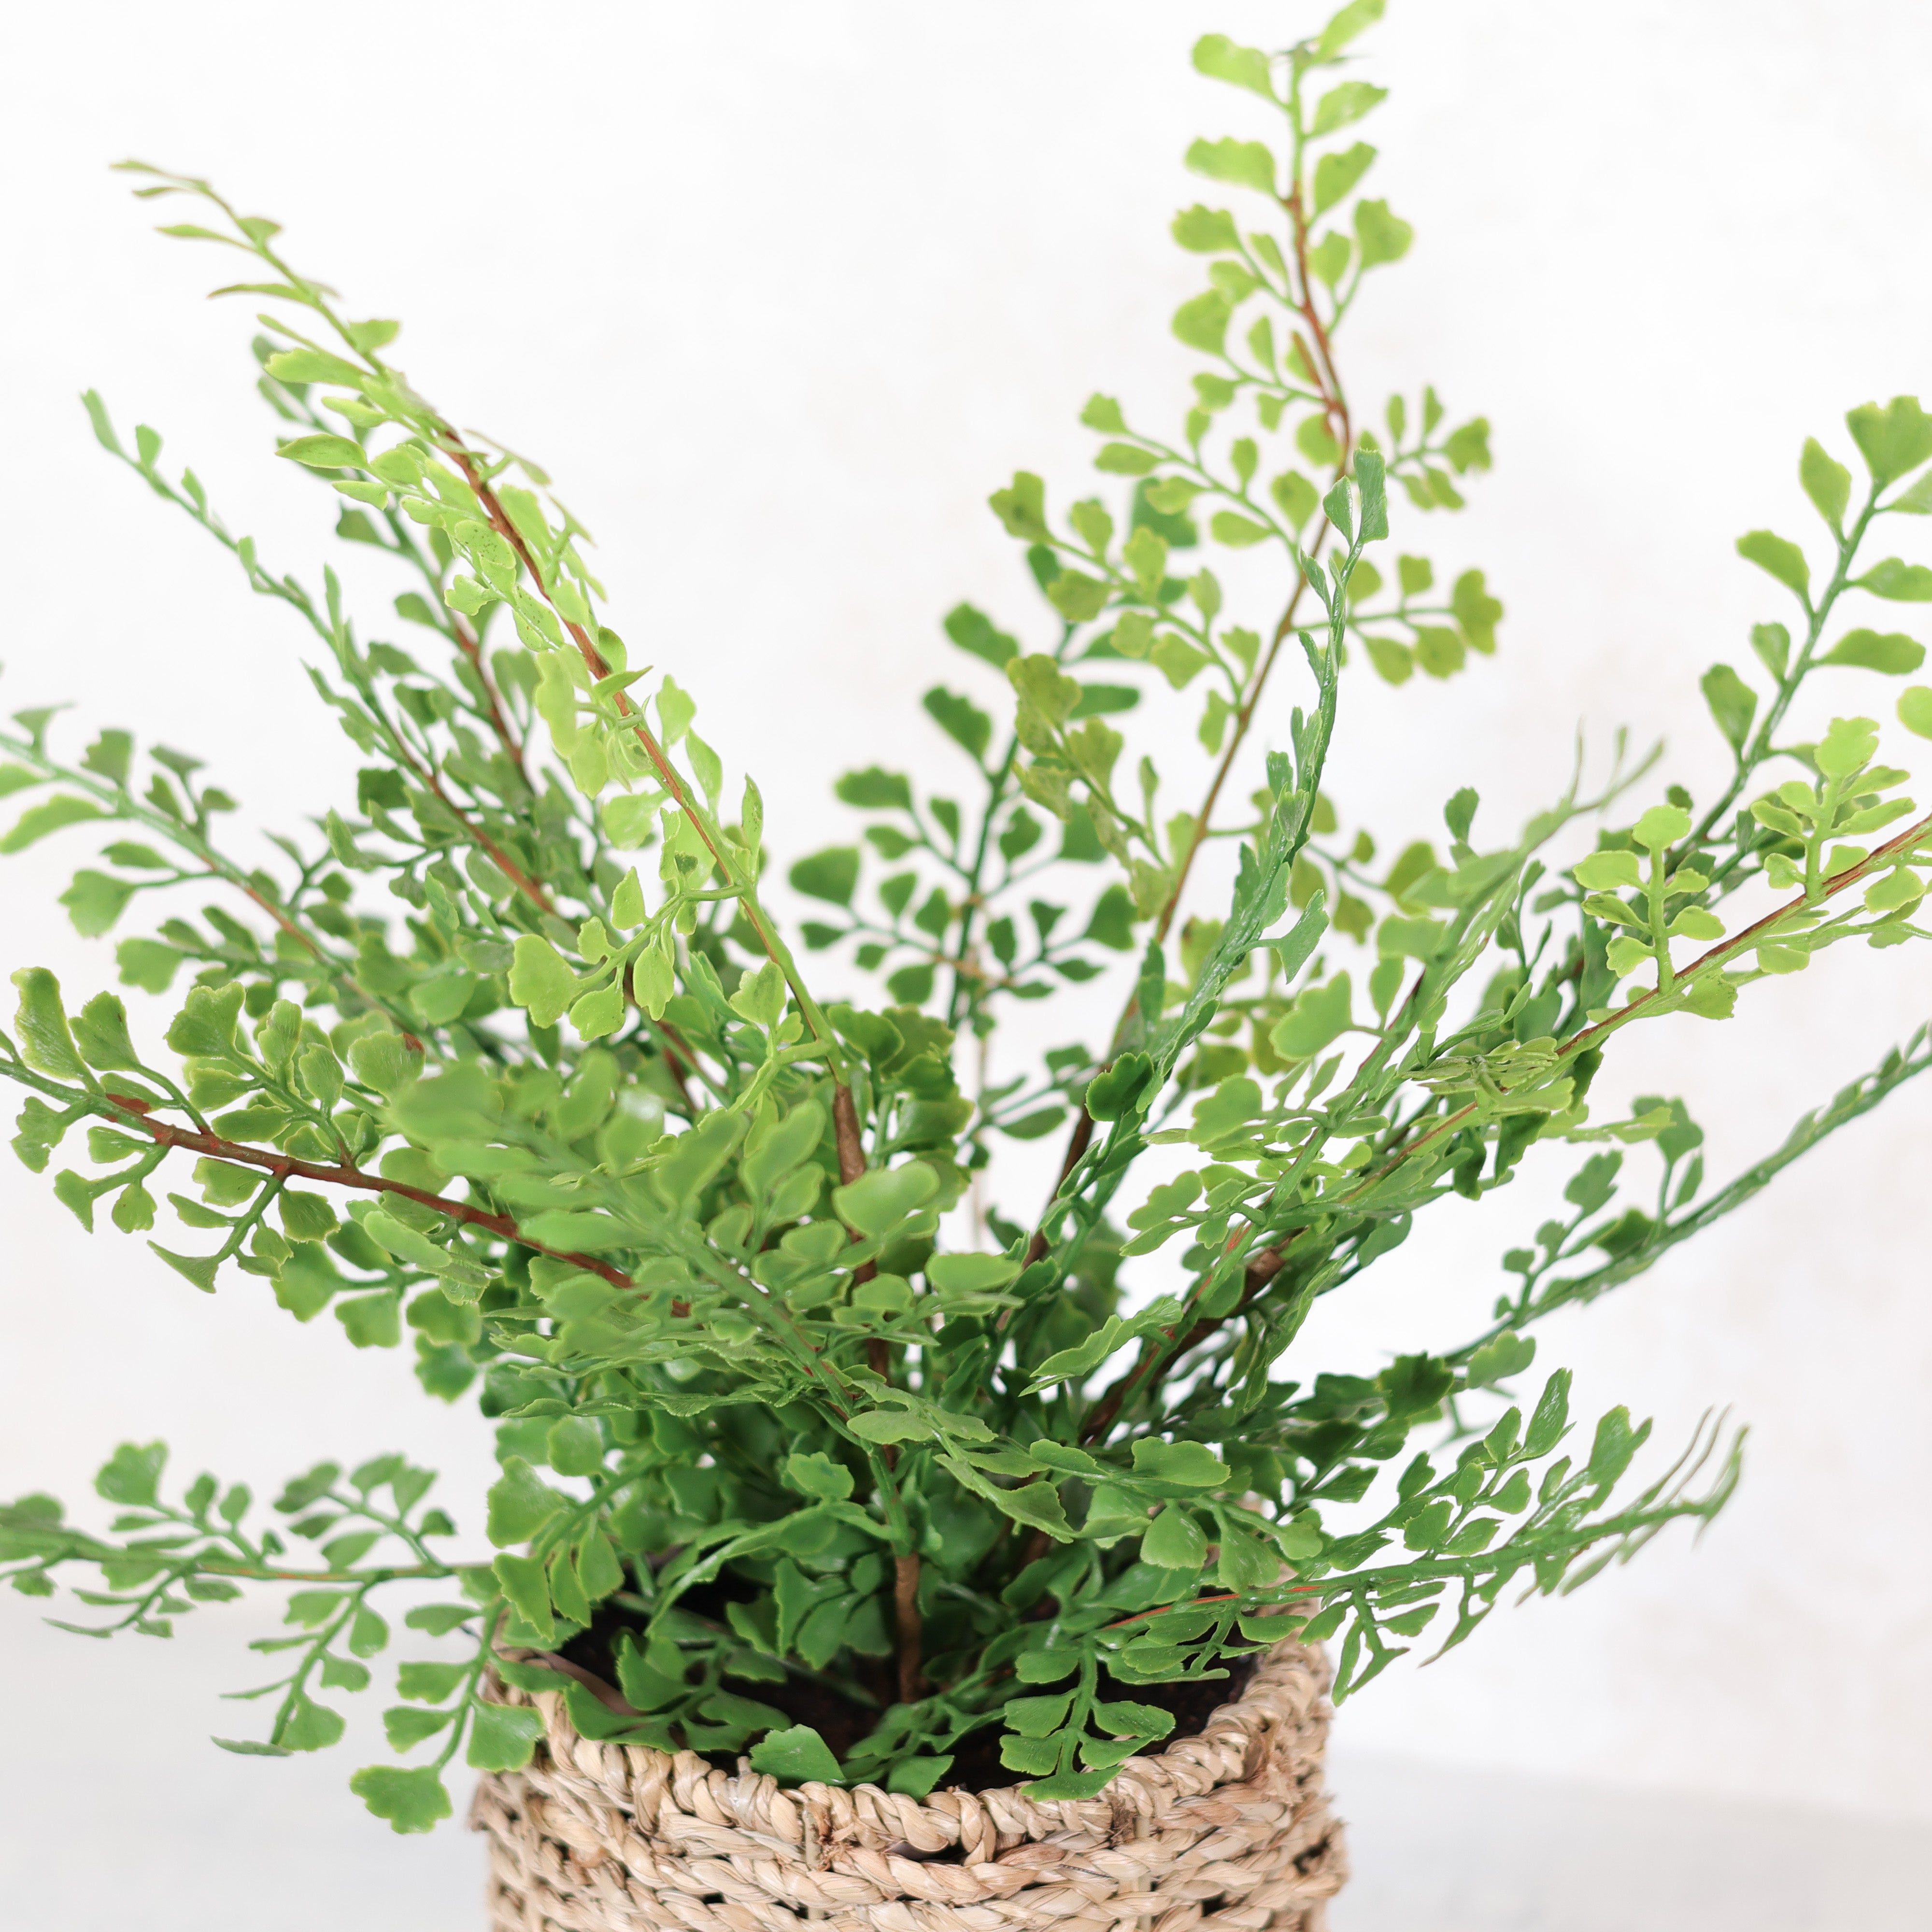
[3, 0, 1932, 1879]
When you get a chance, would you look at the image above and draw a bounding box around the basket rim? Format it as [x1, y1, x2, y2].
[479, 1634, 1333, 1853]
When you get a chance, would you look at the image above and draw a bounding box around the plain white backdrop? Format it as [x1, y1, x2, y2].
[4, 2, 1932, 1913]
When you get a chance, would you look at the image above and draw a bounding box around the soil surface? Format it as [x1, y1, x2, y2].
[561, 1593, 1256, 1793]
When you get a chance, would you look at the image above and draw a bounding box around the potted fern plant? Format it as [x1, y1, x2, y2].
[6, 6, 1932, 1926]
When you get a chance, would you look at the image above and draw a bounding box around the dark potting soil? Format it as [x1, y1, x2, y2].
[560, 1595, 1256, 1794]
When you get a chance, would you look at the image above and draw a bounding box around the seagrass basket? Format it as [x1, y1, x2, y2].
[470, 1639, 1347, 1932]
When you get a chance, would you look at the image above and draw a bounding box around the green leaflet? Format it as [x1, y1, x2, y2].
[1700, 665, 1758, 749]
[791, 847, 860, 906]
[1131, 1440, 1230, 1488]
[832, 1161, 938, 1238]
[1801, 438, 1852, 529]
[466, 1702, 543, 1773]
[1173, 291, 1231, 356]
[349, 1766, 452, 1835]
[1848, 396, 1932, 487]
[748, 1723, 843, 1785]
[984, 1476, 1075, 1541]
[1270, 974, 1352, 1060]
[11, 969, 89, 1080]
[1027, 1316, 1127, 1388]
[1184, 139, 1276, 197]
[1314, 142, 1376, 215]
[1736, 529, 1810, 597]
[1320, 0, 1387, 57]
[1354, 199, 1412, 268]
[1821, 629, 1924, 673]
[278, 434, 365, 469]
[1, 796, 107, 854]
[1192, 33, 1275, 100]
[486, 1459, 568, 1548]
[508, 936, 578, 1026]
[944, 602, 1020, 668]
[1859, 559, 1932, 600]
[1142, 1505, 1206, 1569]
[265, 349, 368, 389]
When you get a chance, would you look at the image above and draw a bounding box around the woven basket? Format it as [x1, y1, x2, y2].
[470, 1639, 1347, 1932]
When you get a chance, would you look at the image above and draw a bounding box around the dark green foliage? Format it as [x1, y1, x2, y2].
[5, 3, 1931, 1841]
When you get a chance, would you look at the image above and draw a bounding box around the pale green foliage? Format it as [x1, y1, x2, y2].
[3, 6, 1930, 1827]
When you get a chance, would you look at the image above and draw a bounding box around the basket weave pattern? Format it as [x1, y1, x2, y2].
[470, 1640, 1347, 1932]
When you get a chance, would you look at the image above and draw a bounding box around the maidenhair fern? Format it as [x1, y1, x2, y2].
[5, 6, 1930, 1833]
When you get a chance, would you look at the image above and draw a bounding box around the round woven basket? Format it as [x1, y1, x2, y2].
[470, 1639, 1347, 1932]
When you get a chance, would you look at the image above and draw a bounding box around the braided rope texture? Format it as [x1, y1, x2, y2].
[470, 1639, 1347, 1932]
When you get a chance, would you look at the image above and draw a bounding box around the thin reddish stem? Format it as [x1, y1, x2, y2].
[448, 610, 530, 788]
[439, 436, 860, 1123]
[894, 1554, 926, 1703]
[1024, 178, 1356, 1257]
[102, 1092, 676, 1306]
